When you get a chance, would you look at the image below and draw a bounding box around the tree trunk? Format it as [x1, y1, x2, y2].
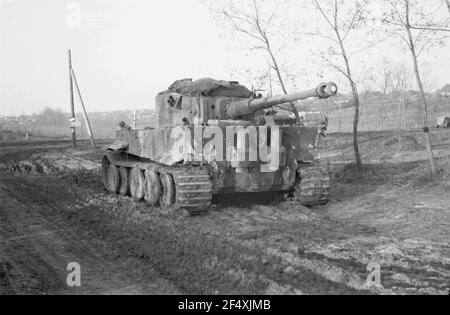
[447, 0, 450, 15]
[396, 99, 402, 153]
[351, 87, 363, 171]
[405, 4, 438, 175]
[397, 94, 407, 154]
[336, 30, 363, 171]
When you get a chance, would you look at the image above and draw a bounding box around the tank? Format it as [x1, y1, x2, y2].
[102, 78, 337, 214]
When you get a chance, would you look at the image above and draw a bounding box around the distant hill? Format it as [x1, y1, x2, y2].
[0, 109, 157, 141]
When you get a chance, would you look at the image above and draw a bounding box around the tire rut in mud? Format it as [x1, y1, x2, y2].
[0, 177, 180, 294]
[0, 209, 64, 294]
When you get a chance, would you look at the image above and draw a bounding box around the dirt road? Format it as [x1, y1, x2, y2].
[0, 133, 449, 295]
[0, 177, 180, 295]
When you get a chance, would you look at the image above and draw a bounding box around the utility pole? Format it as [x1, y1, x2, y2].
[68, 49, 77, 148]
[71, 69, 96, 148]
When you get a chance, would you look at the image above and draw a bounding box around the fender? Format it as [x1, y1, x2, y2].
[108, 141, 128, 151]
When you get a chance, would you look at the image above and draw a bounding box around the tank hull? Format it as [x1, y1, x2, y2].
[110, 124, 320, 194]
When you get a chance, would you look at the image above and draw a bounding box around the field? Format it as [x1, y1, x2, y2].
[309, 94, 450, 133]
[0, 129, 449, 295]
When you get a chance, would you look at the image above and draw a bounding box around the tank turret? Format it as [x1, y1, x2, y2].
[155, 79, 337, 127]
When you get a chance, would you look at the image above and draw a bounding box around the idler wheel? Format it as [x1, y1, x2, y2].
[144, 170, 162, 206]
[130, 168, 145, 200]
[106, 164, 120, 194]
[119, 167, 130, 196]
[159, 173, 176, 206]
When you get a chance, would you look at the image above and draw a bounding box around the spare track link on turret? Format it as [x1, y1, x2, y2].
[103, 151, 212, 215]
[295, 164, 331, 206]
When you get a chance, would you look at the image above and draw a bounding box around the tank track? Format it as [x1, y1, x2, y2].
[294, 163, 330, 206]
[103, 151, 212, 215]
[170, 169, 213, 215]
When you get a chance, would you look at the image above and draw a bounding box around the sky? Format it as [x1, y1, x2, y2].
[0, 0, 449, 116]
[0, 0, 246, 116]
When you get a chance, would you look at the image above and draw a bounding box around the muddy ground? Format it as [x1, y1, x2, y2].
[0, 131, 449, 295]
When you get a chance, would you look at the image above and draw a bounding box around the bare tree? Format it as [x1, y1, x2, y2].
[446, 0, 450, 15]
[211, 0, 301, 123]
[392, 64, 411, 129]
[369, 60, 397, 132]
[381, 0, 450, 176]
[390, 63, 412, 152]
[310, 0, 369, 171]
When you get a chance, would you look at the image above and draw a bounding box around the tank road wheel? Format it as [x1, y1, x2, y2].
[102, 156, 110, 191]
[106, 164, 120, 194]
[159, 173, 176, 206]
[144, 170, 162, 206]
[295, 164, 330, 207]
[119, 167, 130, 196]
[130, 167, 145, 200]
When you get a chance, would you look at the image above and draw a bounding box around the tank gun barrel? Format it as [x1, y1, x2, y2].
[227, 82, 337, 119]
